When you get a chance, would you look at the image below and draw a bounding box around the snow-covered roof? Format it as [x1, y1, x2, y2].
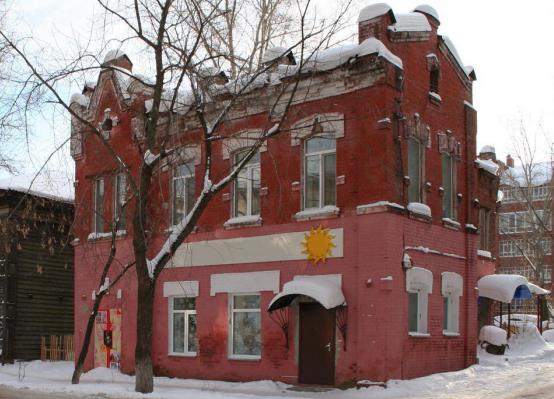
[475, 158, 499, 176]
[388, 13, 431, 33]
[261, 46, 293, 64]
[358, 3, 394, 23]
[103, 49, 127, 64]
[501, 162, 553, 187]
[480, 145, 496, 154]
[441, 36, 473, 78]
[478, 274, 531, 303]
[145, 90, 194, 115]
[0, 171, 74, 202]
[307, 37, 402, 70]
[413, 4, 440, 23]
[527, 282, 550, 296]
[69, 93, 89, 108]
[268, 276, 346, 311]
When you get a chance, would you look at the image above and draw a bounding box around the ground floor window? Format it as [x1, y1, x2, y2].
[442, 272, 462, 335]
[229, 294, 261, 359]
[406, 267, 432, 335]
[170, 297, 197, 356]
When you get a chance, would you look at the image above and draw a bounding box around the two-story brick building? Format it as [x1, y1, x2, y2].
[70, 4, 498, 385]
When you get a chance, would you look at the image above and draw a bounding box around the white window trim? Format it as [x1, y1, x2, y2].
[441, 272, 462, 335]
[408, 289, 429, 334]
[172, 164, 195, 226]
[406, 267, 432, 335]
[303, 140, 336, 210]
[232, 153, 260, 218]
[228, 293, 261, 361]
[168, 296, 197, 357]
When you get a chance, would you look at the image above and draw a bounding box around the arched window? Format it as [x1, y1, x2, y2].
[304, 134, 336, 209]
[442, 152, 455, 218]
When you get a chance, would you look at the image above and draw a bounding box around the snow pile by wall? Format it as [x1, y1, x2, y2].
[507, 322, 548, 355]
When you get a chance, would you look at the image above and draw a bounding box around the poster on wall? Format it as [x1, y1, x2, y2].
[94, 308, 122, 370]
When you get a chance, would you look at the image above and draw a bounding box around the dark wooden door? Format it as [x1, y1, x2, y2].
[299, 303, 335, 385]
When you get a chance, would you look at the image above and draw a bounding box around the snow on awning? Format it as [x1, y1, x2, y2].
[268, 276, 346, 311]
[477, 274, 532, 303]
[528, 282, 551, 296]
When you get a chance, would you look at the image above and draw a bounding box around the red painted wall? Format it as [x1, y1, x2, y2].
[73, 7, 496, 385]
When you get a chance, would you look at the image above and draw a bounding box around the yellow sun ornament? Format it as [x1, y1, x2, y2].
[301, 226, 335, 264]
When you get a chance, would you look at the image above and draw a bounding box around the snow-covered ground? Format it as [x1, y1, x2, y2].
[2, 325, 554, 399]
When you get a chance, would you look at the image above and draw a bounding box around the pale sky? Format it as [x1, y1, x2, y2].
[3, 0, 553, 181]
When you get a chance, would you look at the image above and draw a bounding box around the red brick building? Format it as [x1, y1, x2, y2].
[70, 4, 498, 385]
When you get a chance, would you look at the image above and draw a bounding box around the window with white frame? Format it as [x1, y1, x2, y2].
[406, 267, 432, 335]
[229, 294, 261, 359]
[407, 136, 423, 203]
[172, 162, 195, 225]
[93, 177, 105, 233]
[442, 152, 456, 218]
[304, 134, 336, 209]
[114, 174, 126, 230]
[442, 272, 462, 335]
[233, 150, 260, 217]
[169, 297, 197, 355]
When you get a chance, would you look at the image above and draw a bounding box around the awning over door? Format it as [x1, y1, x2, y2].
[477, 274, 532, 303]
[268, 276, 346, 311]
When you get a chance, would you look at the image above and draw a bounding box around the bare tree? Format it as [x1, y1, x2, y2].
[0, 0, 351, 393]
[499, 126, 553, 286]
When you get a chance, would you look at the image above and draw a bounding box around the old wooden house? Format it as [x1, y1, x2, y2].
[0, 177, 74, 362]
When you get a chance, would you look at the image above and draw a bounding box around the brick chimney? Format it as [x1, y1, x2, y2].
[358, 3, 396, 43]
[506, 154, 514, 168]
[102, 50, 133, 72]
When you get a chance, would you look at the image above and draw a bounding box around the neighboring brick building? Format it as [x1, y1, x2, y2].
[491, 151, 553, 312]
[70, 4, 498, 385]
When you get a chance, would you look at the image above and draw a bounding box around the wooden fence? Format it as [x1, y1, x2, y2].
[40, 335, 74, 361]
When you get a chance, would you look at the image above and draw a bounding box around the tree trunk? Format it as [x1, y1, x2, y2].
[71, 292, 103, 384]
[134, 275, 155, 393]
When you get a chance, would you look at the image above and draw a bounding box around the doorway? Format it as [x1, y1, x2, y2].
[298, 302, 335, 385]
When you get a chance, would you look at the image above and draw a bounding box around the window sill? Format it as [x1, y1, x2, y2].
[228, 355, 261, 361]
[87, 230, 127, 241]
[443, 331, 460, 337]
[168, 352, 197, 358]
[224, 215, 262, 229]
[442, 218, 461, 230]
[295, 206, 340, 221]
[428, 91, 442, 105]
[406, 202, 431, 222]
[408, 332, 430, 338]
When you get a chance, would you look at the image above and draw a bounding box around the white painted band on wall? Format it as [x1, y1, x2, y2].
[210, 270, 280, 296]
[172, 228, 344, 267]
[163, 280, 199, 297]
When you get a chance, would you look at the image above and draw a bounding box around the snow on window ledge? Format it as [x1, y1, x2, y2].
[442, 217, 461, 230]
[443, 331, 460, 337]
[408, 332, 430, 338]
[295, 205, 340, 221]
[356, 201, 404, 215]
[465, 223, 478, 233]
[407, 202, 431, 219]
[428, 91, 442, 104]
[224, 215, 262, 229]
[477, 250, 492, 259]
[228, 355, 262, 361]
[88, 230, 127, 241]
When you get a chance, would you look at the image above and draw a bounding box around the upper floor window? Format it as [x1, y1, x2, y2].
[93, 177, 105, 233]
[442, 152, 456, 219]
[233, 150, 260, 218]
[430, 67, 440, 94]
[172, 162, 195, 225]
[407, 136, 423, 203]
[114, 174, 126, 230]
[304, 135, 336, 209]
[479, 208, 491, 251]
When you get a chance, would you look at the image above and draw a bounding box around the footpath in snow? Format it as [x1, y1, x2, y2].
[2, 324, 554, 399]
